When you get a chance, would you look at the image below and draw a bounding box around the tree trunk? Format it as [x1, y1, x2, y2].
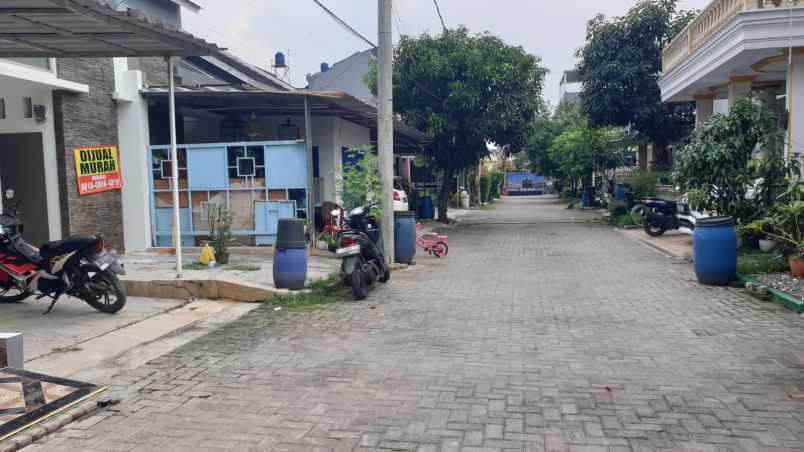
[438, 168, 454, 224]
[654, 142, 669, 168]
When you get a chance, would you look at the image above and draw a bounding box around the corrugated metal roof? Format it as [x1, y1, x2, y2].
[0, 0, 222, 57]
[141, 87, 430, 146]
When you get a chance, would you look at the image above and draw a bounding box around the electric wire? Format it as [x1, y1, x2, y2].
[433, 0, 447, 32]
[310, 0, 377, 48]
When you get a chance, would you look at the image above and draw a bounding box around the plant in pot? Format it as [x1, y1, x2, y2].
[767, 201, 804, 277]
[739, 217, 776, 252]
[207, 203, 233, 265]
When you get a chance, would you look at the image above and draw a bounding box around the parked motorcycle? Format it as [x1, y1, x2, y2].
[334, 203, 390, 300]
[634, 193, 709, 237]
[0, 189, 127, 313]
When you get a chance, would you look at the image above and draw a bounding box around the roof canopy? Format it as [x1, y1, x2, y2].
[142, 88, 429, 150]
[0, 0, 222, 58]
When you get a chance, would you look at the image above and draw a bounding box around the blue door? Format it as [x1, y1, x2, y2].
[255, 201, 296, 245]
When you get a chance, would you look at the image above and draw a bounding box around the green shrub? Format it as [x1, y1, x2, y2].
[614, 213, 636, 228]
[607, 200, 629, 217]
[622, 170, 658, 200]
[737, 251, 788, 275]
[479, 174, 492, 202]
[490, 171, 503, 198]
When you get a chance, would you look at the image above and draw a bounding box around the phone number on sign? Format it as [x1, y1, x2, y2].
[80, 177, 121, 192]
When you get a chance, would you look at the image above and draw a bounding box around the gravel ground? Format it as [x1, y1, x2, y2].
[755, 272, 804, 299]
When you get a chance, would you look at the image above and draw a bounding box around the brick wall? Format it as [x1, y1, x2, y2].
[53, 58, 124, 249]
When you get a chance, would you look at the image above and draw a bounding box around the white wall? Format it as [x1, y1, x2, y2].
[114, 58, 154, 252]
[0, 75, 62, 242]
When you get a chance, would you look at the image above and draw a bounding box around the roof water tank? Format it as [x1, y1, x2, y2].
[320, 62, 330, 73]
[275, 52, 286, 68]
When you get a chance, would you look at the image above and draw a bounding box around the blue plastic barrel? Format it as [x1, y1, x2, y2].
[419, 197, 435, 220]
[394, 211, 417, 264]
[273, 218, 307, 290]
[273, 247, 307, 290]
[614, 184, 626, 201]
[693, 216, 736, 285]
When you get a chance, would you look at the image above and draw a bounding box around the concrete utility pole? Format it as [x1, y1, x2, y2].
[378, 0, 395, 262]
[167, 56, 182, 278]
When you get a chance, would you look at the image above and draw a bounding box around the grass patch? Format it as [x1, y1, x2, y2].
[265, 273, 349, 312]
[183, 262, 261, 271]
[737, 250, 789, 275]
[51, 346, 82, 354]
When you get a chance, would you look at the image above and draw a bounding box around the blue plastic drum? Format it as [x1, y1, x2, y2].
[394, 211, 417, 264]
[693, 216, 737, 285]
[273, 247, 307, 290]
[419, 197, 435, 220]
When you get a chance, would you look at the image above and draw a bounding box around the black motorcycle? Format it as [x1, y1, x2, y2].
[0, 189, 127, 314]
[634, 195, 702, 237]
[335, 203, 390, 300]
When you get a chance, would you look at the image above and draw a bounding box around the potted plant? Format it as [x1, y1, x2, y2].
[767, 201, 804, 277]
[207, 203, 233, 265]
[739, 217, 776, 252]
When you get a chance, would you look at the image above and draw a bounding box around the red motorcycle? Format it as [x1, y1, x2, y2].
[0, 189, 127, 314]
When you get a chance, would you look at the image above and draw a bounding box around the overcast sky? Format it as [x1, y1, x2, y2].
[183, 0, 711, 106]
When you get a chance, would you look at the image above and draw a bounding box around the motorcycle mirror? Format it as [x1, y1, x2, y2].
[4, 189, 14, 200]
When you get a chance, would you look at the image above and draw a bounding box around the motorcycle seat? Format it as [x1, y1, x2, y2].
[39, 235, 97, 259]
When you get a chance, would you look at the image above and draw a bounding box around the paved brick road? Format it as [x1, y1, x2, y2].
[30, 197, 804, 451]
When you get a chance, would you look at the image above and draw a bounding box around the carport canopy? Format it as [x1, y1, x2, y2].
[0, 0, 224, 278]
[0, 0, 223, 58]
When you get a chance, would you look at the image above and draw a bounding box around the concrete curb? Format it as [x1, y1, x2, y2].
[122, 278, 282, 302]
[738, 274, 804, 313]
[0, 397, 120, 452]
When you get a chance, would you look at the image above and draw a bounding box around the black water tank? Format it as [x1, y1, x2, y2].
[275, 218, 306, 250]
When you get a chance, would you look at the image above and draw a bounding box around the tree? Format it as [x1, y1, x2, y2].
[549, 124, 627, 194]
[674, 97, 791, 224]
[576, 0, 696, 166]
[524, 99, 586, 180]
[369, 27, 547, 222]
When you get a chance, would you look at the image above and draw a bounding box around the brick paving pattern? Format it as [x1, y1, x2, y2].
[28, 197, 804, 451]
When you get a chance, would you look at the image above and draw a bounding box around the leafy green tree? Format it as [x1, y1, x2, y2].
[368, 27, 547, 222]
[674, 97, 790, 223]
[524, 100, 587, 179]
[549, 125, 627, 194]
[576, 0, 696, 165]
[339, 146, 382, 213]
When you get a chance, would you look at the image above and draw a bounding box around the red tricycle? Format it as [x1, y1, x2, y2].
[416, 222, 449, 258]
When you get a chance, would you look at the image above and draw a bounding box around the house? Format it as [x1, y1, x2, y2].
[660, 0, 801, 159]
[0, 0, 220, 250]
[307, 49, 377, 107]
[559, 70, 582, 104]
[0, 0, 426, 253]
[307, 50, 419, 188]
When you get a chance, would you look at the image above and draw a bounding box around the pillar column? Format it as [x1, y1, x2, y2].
[786, 51, 804, 160]
[728, 75, 754, 108]
[694, 94, 715, 129]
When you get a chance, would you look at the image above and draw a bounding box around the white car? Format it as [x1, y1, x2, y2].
[393, 180, 409, 211]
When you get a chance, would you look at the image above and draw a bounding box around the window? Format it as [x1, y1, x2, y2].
[0, 98, 5, 119]
[227, 146, 265, 179]
[22, 97, 32, 119]
[4, 57, 50, 71]
[152, 148, 187, 181]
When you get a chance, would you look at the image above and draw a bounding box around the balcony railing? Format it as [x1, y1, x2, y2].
[662, 0, 799, 73]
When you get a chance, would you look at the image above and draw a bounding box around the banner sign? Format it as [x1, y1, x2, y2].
[73, 145, 123, 195]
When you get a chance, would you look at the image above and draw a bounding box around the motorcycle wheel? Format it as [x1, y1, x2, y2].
[0, 287, 30, 303]
[432, 242, 449, 258]
[81, 269, 127, 313]
[350, 269, 369, 300]
[630, 205, 647, 227]
[378, 266, 391, 283]
[644, 221, 666, 237]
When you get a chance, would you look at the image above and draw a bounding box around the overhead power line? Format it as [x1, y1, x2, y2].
[311, 0, 377, 48]
[432, 0, 447, 32]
